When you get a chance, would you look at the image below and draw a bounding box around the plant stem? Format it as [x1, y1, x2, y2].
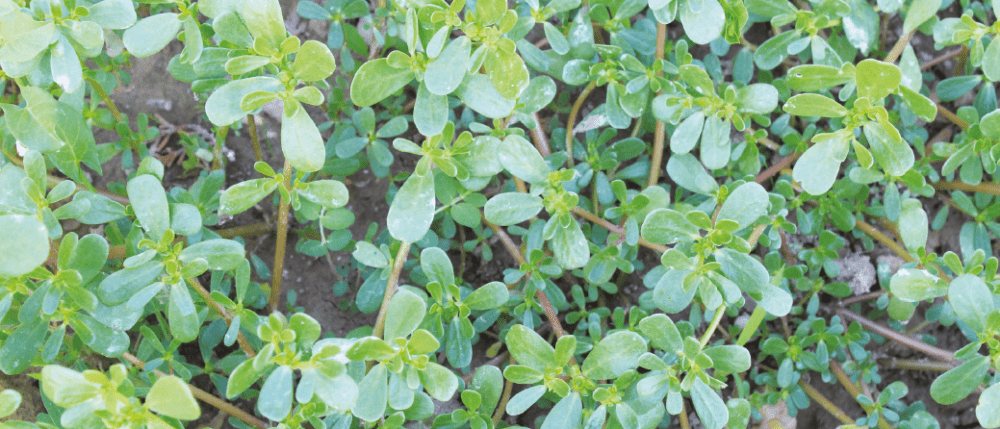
[268, 161, 293, 313]
[755, 152, 801, 184]
[373, 241, 412, 339]
[854, 218, 913, 263]
[877, 358, 955, 372]
[247, 114, 263, 163]
[678, 400, 691, 429]
[699, 305, 726, 349]
[884, 29, 916, 63]
[798, 379, 856, 425]
[214, 125, 228, 171]
[931, 179, 1000, 195]
[187, 277, 257, 357]
[921, 48, 964, 71]
[492, 359, 514, 426]
[565, 82, 597, 167]
[120, 352, 269, 429]
[529, 112, 552, 157]
[647, 23, 668, 188]
[836, 308, 958, 363]
[85, 77, 124, 123]
[936, 104, 970, 130]
[830, 360, 893, 429]
[570, 206, 668, 253]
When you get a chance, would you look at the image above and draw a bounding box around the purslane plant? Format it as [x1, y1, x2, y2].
[3, 0, 1000, 427]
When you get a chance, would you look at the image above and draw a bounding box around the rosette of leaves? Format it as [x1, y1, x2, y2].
[503, 324, 657, 429]
[41, 364, 200, 429]
[783, 59, 937, 195]
[352, 0, 529, 134]
[227, 312, 360, 421]
[89, 172, 246, 344]
[440, 365, 504, 429]
[219, 161, 349, 217]
[332, 107, 408, 178]
[634, 315, 752, 429]
[201, 0, 337, 173]
[640, 181, 793, 316]
[563, 44, 677, 129]
[936, 108, 1000, 185]
[0, 0, 136, 94]
[933, 0, 1000, 81]
[295, 0, 370, 51]
[654, 63, 778, 171]
[345, 289, 460, 422]
[745, 0, 852, 70]
[419, 247, 509, 368]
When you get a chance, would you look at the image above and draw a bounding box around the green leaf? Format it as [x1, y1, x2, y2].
[641, 209, 701, 244]
[981, 109, 1000, 141]
[484, 193, 543, 226]
[498, 135, 549, 184]
[414, 82, 448, 136]
[898, 84, 937, 122]
[505, 325, 555, 372]
[169, 282, 199, 343]
[702, 345, 751, 373]
[666, 153, 719, 194]
[0, 214, 49, 277]
[794, 131, 851, 195]
[220, 179, 277, 215]
[259, 365, 294, 421]
[123, 13, 181, 57]
[240, 0, 286, 51]
[717, 182, 768, 231]
[782, 93, 847, 117]
[420, 246, 455, 287]
[548, 219, 590, 269]
[41, 365, 99, 406]
[281, 100, 326, 172]
[506, 385, 546, 415]
[983, 38, 1000, 82]
[179, 239, 245, 271]
[455, 74, 516, 119]
[51, 35, 83, 93]
[948, 274, 993, 333]
[691, 378, 728, 429]
[353, 241, 388, 268]
[225, 360, 260, 398]
[936, 75, 982, 102]
[457, 136, 504, 176]
[0, 389, 21, 418]
[419, 362, 458, 401]
[786, 64, 854, 92]
[387, 170, 434, 243]
[638, 314, 683, 354]
[465, 282, 509, 310]
[0, 319, 47, 374]
[484, 47, 529, 100]
[903, 0, 942, 34]
[147, 376, 201, 420]
[898, 199, 927, 252]
[753, 30, 799, 70]
[735, 84, 778, 115]
[855, 59, 901, 100]
[0, 11, 55, 63]
[98, 261, 164, 306]
[864, 122, 913, 177]
[540, 393, 583, 429]
[476, 0, 507, 25]
[680, 0, 725, 44]
[890, 268, 945, 302]
[653, 269, 697, 313]
[84, 0, 137, 29]
[425, 37, 471, 95]
[351, 59, 416, 107]
[582, 331, 646, 379]
[976, 383, 1000, 428]
[127, 174, 169, 238]
[292, 40, 337, 81]
[670, 111, 705, 154]
[206, 76, 283, 126]
[384, 289, 426, 340]
[930, 355, 989, 405]
[298, 180, 349, 209]
[726, 398, 752, 429]
[716, 248, 790, 316]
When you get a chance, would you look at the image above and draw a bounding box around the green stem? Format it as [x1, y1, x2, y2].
[121, 352, 269, 429]
[877, 358, 955, 372]
[187, 277, 256, 357]
[373, 241, 412, 339]
[699, 305, 726, 349]
[932, 179, 1000, 195]
[247, 114, 263, 163]
[831, 360, 893, 429]
[570, 206, 668, 253]
[836, 308, 958, 363]
[798, 379, 855, 425]
[85, 77, 124, 123]
[565, 82, 597, 167]
[647, 22, 668, 188]
[884, 29, 916, 63]
[268, 161, 293, 313]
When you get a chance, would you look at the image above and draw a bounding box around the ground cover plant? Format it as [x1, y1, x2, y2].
[2, 0, 1000, 427]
